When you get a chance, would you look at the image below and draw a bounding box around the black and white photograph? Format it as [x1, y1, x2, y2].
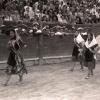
[0, 0, 100, 100]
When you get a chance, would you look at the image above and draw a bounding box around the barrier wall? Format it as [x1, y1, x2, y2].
[0, 34, 74, 61]
[0, 22, 100, 61]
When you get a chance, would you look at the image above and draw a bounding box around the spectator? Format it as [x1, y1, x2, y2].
[11, 10, 20, 22]
[24, 6, 34, 20]
[1, 0, 100, 24]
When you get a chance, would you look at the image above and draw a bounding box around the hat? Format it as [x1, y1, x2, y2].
[77, 27, 84, 30]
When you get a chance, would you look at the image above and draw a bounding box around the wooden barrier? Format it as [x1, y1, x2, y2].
[0, 21, 100, 63]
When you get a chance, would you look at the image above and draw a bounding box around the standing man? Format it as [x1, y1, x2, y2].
[84, 28, 98, 79]
[71, 27, 87, 71]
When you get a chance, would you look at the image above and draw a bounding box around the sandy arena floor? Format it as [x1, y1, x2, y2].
[0, 62, 100, 100]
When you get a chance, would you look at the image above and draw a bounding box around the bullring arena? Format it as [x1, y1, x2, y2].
[1, 0, 100, 100]
[0, 25, 100, 100]
[0, 61, 100, 100]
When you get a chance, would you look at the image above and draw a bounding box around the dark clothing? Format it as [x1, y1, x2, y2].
[7, 51, 16, 67]
[84, 48, 94, 62]
[7, 37, 26, 74]
[84, 47, 96, 69]
[84, 44, 98, 62]
[7, 38, 20, 74]
[72, 44, 79, 61]
[84, 59, 95, 69]
[81, 34, 88, 42]
[7, 34, 28, 74]
[84, 34, 98, 69]
[7, 39, 20, 66]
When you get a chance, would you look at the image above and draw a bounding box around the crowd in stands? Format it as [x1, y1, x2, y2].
[0, 0, 100, 24]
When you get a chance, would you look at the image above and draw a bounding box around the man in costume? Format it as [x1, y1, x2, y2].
[71, 27, 88, 71]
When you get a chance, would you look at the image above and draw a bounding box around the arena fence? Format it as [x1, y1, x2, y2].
[0, 21, 100, 65]
[0, 33, 74, 62]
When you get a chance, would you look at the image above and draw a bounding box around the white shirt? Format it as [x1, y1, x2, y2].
[85, 35, 98, 48]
